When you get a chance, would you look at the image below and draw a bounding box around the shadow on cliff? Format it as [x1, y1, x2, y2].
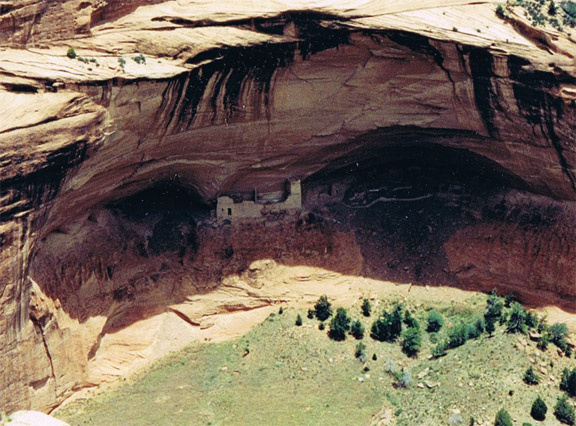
[28, 143, 576, 350]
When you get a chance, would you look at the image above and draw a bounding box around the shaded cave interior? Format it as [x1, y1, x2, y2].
[28, 138, 573, 337]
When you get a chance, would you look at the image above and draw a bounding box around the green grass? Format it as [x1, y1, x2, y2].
[56, 297, 574, 426]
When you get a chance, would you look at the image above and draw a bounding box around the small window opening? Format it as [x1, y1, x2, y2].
[227, 208, 232, 216]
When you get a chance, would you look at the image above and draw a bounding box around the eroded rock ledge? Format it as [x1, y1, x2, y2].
[0, 0, 574, 413]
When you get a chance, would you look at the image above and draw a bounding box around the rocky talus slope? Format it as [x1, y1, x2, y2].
[0, 0, 574, 413]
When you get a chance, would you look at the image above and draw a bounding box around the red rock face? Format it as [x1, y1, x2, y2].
[0, 1, 574, 413]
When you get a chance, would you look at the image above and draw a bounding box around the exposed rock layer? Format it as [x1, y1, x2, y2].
[0, 0, 574, 413]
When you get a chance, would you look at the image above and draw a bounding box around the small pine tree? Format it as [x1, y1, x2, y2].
[401, 326, 422, 357]
[494, 408, 514, 426]
[554, 395, 575, 425]
[549, 0, 558, 15]
[524, 366, 540, 385]
[66, 47, 77, 59]
[295, 314, 303, 326]
[328, 307, 351, 341]
[350, 320, 365, 340]
[531, 396, 547, 421]
[485, 291, 504, 323]
[560, 367, 576, 397]
[314, 295, 333, 321]
[486, 317, 497, 337]
[427, 310, 444, 332]
[404, 310, 418, 329]
[307, 309, 314, 319]
[319, 322, 325, 330]
[391, 304, 404, 338]
[361, 298, 372, 317]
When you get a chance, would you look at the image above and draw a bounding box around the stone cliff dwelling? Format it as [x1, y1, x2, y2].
[217, 180, 302, 221]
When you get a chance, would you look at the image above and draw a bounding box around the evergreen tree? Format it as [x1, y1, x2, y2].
[523, 366, 540, 385]
[494, 408, 513, 426]
[554, 395, 575, 425]
[361, 298, 372, 317]
[314, 295, 333, 321]
[295, 314, 303, 326]
[350, 320, 365, 340]
[485, 291, 504, 326]
[401, 326, 422, 357]
[507, 302, 528, 334]
[404, 310, 419, 329]
[329, 307, 351, 341]
[531, 396, 547, 421]
[427, 310, 444, 332]
[560, 368, 576, 397]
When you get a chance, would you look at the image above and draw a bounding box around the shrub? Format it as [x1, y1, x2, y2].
[385, 359, 398, 374]
[314, 295, 333, 321]
[427, 310, 444, 332]
[560, 367, 576, 397]
[319, 322, 325, 330]
[449, 414, 464, 425]
[404, 310, 418, 329]
[448, 323, 470, 349]
[432, 342, 448, 358]
[295, 314, 303, 326]
[397, 371, 412, 388]
[362, 298, 372, 317]
[496, 3, 508, 18]
[355, 341, 366, 358]
[350, 320, 365, 340]
[549, 0, 558, 14]
[524, 366, 540, 385]
[307, 309, 314, 319]
[401, 326, 422, 357]
[133, 53, 146, 64]
[66, 47, 77, 59]
[549, 323, 569, 352]
[554, 395, 575, 425]
[278, 306, 284, 315]
[494, 408, 513, 426]
[372, 353, 377, 361]
[537, 334, 549, 350]
[507, 302, 528, 334]
[328, 307, 351, 341]
[118, 57, 126, 69]
[531, 396, 547, 421]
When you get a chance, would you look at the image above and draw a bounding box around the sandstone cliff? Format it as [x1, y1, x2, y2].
[0, 0, 574, 413]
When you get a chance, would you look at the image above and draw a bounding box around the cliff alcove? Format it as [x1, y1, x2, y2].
[0, 0, 575, 414]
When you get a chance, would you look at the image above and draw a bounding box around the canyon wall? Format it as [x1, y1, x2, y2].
[0, 0, 574, 412]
